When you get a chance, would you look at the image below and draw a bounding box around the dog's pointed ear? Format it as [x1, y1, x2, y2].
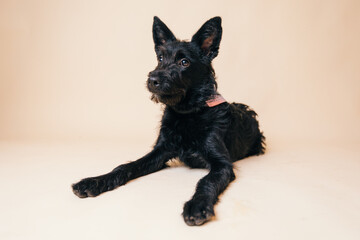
[191, 17, 222, 60]
[153, 16, 176, 49]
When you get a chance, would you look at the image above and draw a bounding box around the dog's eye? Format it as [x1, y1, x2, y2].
[180, 58, 190, 67]
[158, 55, 163, 62]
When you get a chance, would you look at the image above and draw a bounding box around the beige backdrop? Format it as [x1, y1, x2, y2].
[1, 0, 360, 144]
[1, 1, 360, 239]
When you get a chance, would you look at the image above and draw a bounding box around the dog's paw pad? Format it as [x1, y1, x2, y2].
[182, 199, 215, 226]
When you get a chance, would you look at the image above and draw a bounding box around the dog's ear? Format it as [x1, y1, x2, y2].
[153, 16, 176, 49]
[191, 17, 222, 61]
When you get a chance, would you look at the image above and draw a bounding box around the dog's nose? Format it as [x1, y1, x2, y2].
[148, 77, 160, 88]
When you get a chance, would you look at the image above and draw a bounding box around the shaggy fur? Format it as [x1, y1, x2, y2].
[72, 16, 265, 226]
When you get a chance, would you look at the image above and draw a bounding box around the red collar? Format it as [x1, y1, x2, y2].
[205, 94, 226, 107]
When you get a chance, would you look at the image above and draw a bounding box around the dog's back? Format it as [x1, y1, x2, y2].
[225, 103, 265, 161]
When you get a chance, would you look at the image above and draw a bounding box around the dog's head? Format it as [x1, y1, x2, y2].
[147, 16, 222, 106]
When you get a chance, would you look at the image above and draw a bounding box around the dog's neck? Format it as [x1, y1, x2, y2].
[205, 94, 226, 107]
[168, 83, 226, 114]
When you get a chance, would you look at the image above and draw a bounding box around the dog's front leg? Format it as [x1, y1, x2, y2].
[182, 144, 235, 226]
[72, 146, 174, 198]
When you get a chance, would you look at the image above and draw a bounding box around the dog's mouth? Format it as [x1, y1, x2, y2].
[150, 91, 185, 106]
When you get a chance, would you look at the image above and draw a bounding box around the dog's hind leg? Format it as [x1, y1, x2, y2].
[72, 146, 175, 198]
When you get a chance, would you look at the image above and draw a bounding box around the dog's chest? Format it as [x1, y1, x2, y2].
[172, 116, 207, 140]
[162, 112, 212, 147]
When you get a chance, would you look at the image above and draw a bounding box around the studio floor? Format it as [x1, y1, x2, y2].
[0, 140, 359, 240]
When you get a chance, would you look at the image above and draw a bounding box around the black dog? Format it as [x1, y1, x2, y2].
[72, 16, 265, 226]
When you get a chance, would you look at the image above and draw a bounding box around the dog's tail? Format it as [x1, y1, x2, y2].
[247, 132, 266, 157]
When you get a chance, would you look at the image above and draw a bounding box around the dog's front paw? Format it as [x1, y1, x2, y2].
[72, 177, 106, 198]
[182, 199, 215, 226]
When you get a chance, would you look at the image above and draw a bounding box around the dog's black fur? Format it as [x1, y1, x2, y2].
[72, 16, 265, 226]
